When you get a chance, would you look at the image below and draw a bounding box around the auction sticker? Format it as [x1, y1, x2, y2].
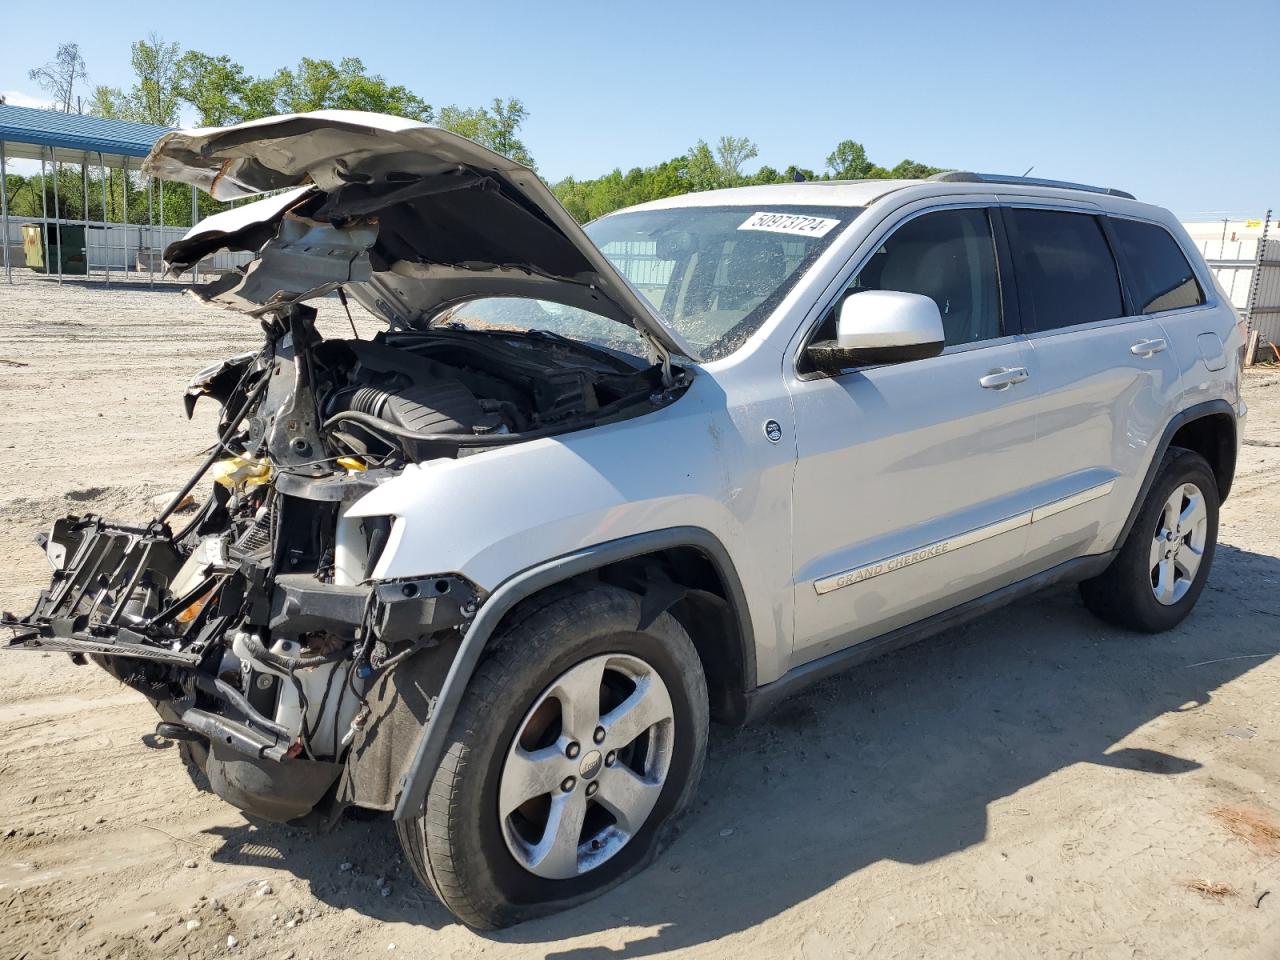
[738, 211, 841, 238]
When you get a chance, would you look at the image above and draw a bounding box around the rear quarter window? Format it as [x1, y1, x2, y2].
[1110, 218, 1206, 314]
[1004, 208, 1125, 332]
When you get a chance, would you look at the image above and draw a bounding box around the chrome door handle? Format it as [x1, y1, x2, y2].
[1130, 338, 1167, 357]
[979, 367, 1030, 390]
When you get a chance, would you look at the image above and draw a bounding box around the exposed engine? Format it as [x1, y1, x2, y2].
[2, 303, 685, 824]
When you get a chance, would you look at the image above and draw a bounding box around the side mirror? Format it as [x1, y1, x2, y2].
[806, 290, 945, 374]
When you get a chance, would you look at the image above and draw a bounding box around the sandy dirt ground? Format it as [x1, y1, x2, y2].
[1, 274, 1278, 960]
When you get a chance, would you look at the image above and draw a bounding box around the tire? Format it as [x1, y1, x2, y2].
[1080, 446, 1219, 633]
[396, 584, 709, 930]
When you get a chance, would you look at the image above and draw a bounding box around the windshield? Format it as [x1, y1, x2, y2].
[434, 204, 858, 362]
[587, 204, 857, 359]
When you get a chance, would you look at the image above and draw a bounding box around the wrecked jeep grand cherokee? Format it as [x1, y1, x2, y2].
[4, 111, 1244, 930]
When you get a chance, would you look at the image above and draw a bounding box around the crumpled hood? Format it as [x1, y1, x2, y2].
[144, 110, 696, 360]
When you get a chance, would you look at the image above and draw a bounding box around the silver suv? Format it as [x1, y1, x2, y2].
[3, 112, 1245, 929]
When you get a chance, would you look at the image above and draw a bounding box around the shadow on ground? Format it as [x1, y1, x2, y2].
[16, 275, 194, 294]
[200, 543, 1280, 953]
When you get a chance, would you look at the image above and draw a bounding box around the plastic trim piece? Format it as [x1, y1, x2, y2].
[929, 171, 1136, 200]
[814, 480, 1115, 595]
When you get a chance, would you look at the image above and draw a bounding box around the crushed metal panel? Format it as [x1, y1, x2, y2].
[143, 110, 699, 361]
[190, 213, 377, 315]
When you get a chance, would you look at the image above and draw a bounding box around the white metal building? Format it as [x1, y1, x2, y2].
[1182, 215, 1280, 346]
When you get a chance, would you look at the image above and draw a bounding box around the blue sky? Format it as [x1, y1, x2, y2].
[4, 0, 1276, 220]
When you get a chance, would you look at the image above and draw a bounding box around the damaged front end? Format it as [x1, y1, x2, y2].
[1, 305, 489, 824]
[3, 113, 693, 825]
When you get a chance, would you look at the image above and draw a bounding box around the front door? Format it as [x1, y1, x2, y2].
[788, 204, 1042, 665]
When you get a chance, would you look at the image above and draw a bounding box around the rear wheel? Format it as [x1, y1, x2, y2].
[396, 584, 708, 929]
[1080, 447, 1219, 632]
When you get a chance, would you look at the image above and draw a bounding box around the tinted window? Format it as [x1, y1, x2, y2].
[1110, 218, 1205, 313]
[844, 207, 1002, 346]
[1005, 209, 1124, 331]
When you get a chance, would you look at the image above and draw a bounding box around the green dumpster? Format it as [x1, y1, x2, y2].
[21, 223, 87, 275]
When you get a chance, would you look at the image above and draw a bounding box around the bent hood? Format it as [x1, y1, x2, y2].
[144, 110, 696, 360]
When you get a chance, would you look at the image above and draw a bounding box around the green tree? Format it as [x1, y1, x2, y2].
[241, 76, 283, 121]
[826, 139, 872, 179]
[716, 135, 759, 184]
[101, 46, 438, 130]
[783, 164, 819, 182]
[683, 136, 761, 191]
[88, 35, 182, 125]
[683, 140, 721, 192]
[127, 34, 183, 125]
[888, 158, 944, 179]
[175, 52, 252, 126]
[553, 155, 689, 222]
[749, 165, 787, 185]
[270, 56, 432, 121]
[438, 98, 534, 166]
[87, 85, 125, 119]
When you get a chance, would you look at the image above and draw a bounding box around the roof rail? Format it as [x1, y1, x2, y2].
[927, 171, 1135, 201]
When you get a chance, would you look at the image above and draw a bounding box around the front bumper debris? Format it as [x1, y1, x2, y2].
[2, 515, 200, 664]
[3, 514, 479, 664]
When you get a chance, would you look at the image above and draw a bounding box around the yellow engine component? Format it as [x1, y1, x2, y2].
[210, 456, 272, 492]
[336, 456, 367, 472]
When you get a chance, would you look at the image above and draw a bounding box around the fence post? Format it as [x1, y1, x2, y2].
[191, 184, 199, 284]
[99, 153, 109, 287]
[51, 157, 62, 285]
[39, 150, 50, 279]
[0, 140, 10, 284]
[82, 155, 90, 282]
[121, 157, 129, 281]
[158, 178, 165, 284]
[147, 177, 154, 287]
[1246, 209, 1273, 333]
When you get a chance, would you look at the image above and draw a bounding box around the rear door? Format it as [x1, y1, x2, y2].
[1000, 202, 1182, 571]
[787, 200, 1043, 664]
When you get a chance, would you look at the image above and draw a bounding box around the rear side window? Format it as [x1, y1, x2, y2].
[1110, 218, 1205, 313]
[1004, 208, 1124, 331]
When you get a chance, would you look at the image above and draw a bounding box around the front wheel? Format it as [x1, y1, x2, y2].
[1080, 447, 1219, 632]
[396, 584, 709, 929]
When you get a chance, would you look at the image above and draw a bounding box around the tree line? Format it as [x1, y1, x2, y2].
[554, 137, 944, 222]
[8, 40, 948, 226]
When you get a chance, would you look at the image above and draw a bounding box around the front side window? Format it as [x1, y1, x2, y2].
[585, 205, 856, 360]
[1004, 208, 1124, 331]
[1110, 218, 1205, 314]
[841, 207, 1003, 346]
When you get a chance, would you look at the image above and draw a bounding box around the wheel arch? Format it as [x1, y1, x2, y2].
[1116, 399, 1237, 548]
[390, 526, 754, 820]
[1167, 409, 1237, 502]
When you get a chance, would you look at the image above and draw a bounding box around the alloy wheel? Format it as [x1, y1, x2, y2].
[498, 652, 675, 879]
[1150, 481, 1208, 606]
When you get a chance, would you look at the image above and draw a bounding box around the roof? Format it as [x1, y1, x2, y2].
[0, 103, 172, 167]
[610, 176, 1161, 220]
[620, 180, 917, 213]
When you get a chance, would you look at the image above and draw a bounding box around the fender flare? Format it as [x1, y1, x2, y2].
[1115, 398, 1238, 547]
[390, 525, 754, 820]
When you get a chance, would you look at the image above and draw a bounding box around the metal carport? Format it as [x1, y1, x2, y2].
[0, 103, 180, 285]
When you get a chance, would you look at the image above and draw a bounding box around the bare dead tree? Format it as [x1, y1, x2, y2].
[28, 43, 89, 113]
